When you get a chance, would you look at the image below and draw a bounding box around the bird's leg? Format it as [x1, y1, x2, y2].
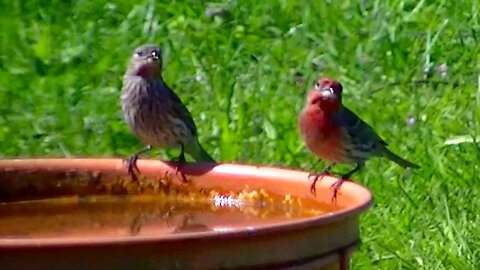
[126, 145, 152, 182]
[176, 144, 186, 163]
[331, 162, 364, 201]
[310, 163, 336, 195]
[172, 144, 188, 182]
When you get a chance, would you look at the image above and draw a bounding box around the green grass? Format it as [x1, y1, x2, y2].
[1, 0, 480, 268]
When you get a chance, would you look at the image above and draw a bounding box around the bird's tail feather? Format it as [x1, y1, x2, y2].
[382, 148, 419, 169]
[186, 139, 216, 163]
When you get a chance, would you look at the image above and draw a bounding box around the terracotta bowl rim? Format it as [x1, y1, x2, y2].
[0, 158, 373, 248]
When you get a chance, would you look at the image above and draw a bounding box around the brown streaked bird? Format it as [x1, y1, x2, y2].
[121, 44, 215, 178]
[298, 78, 419, 199]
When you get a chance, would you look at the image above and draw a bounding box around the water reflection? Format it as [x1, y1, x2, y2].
[0, 193, 334, 239]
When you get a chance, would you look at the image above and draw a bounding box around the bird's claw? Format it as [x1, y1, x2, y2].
[310, 183, 316, 196]
[126, 155, 139, 173]
[175, 163, 189, 183]
[125, 154, 140, 182]
[308, 174, 319, 195]
[308, 167, 332, 196]
[308, 172, 328, 196]
[170, 155, 188, 183]
[330, 178, 346, 202]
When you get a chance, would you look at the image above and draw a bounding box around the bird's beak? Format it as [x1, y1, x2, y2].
[151, 51, 159, 60]
[147, 51, 159, 63]
[320, 87, 337, 100]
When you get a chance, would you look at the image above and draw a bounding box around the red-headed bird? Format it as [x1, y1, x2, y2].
[121, 44, 215, 179]
[298, 78, 419, 199]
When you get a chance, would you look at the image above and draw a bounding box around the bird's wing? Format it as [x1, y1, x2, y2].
[165, 85, 197, 136]
[332, 106, 387, 153]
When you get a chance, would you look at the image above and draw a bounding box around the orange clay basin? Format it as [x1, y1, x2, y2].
[0, 159, 372, 270]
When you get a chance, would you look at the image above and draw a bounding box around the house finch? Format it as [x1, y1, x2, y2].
[121, 44, 215, 179]
[298, 78, 419, 199]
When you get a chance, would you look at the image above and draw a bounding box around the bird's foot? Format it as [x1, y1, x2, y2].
[170, 148, 189, 183]
[125, 154, 140, 183]
[330, 177, 349, 202]
[170, 156, 187, 183]
[308, 169, 331, 196]
[174, 162, 189, 183]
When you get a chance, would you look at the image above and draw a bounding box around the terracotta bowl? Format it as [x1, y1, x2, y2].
[0, 159, 372, 270]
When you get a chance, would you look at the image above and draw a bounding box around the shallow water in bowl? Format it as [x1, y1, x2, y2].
[0, 193, 340, 239]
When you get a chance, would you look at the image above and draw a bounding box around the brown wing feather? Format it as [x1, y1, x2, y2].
[164, 84, 197, 136]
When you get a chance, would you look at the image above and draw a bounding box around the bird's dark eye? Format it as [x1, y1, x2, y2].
[314, 82, 321, 89]
[135, 51, 143, 57]
[329, 87, 335, 94]
[151, 49, 159, 58]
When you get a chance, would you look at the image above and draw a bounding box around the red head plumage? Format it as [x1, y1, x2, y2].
[306, 78, 343, 113]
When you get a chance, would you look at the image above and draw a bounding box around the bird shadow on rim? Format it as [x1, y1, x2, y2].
[164, 161, 218, 177]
